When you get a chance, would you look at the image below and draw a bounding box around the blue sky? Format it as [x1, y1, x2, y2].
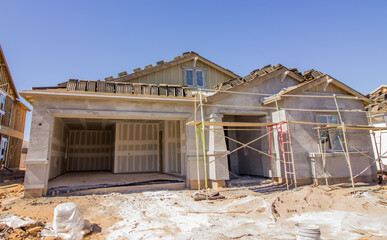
[1, 0, 386, 141]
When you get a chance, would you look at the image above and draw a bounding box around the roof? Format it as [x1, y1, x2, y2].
[109, 51, 240, 82]
[366, 85, 387, 113]
[22, 80, 194, 105]
[0, 44, 19, 99]
[261, 73, 372, 105]
[32, 79, 192, 97]
[369, 85, 387, 95]
[25, 51, 238, 102]
[210, 64, 370, 104]
[213, 64, 305, 92]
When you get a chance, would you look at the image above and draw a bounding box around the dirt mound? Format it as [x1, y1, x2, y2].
[269, 185, 387, 219]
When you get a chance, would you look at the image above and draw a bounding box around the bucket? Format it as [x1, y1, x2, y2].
[295, 223, 321, 240]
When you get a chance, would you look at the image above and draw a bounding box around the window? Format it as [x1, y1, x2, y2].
[0, 137, 7, 164]
[186, 70, 194, 86]
[0, 90, 6, 115]
[183, 66, 206, 88]
[196, 70, 204, 86]
[317, 115, 342, 151]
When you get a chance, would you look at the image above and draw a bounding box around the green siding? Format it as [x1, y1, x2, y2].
[128, 59, 233, 89]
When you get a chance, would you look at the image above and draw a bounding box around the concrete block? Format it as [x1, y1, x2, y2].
[24, 188, 45, 198]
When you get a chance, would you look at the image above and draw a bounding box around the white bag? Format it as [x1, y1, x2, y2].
[52, 202, 85, 240]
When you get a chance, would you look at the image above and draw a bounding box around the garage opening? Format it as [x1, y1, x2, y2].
[47, 117, 185, 194]
[223, 115, 271, 187]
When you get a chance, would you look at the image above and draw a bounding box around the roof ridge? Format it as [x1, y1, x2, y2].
[107, 51, 201, 82]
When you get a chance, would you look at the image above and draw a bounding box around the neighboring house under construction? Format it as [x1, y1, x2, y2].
[0, 44, 30, 171]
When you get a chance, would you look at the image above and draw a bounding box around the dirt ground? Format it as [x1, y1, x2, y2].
[1, 179, 387, 239]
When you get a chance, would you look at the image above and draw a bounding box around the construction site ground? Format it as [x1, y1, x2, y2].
[1, 175, 387, 239]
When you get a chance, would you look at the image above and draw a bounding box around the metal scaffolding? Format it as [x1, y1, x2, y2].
[188, 89, 387, 194]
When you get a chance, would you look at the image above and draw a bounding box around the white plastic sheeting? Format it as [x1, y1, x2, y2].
[0, 214, 35, 229]
[341, 212, 387, 237]
[52, 203, 85, 240]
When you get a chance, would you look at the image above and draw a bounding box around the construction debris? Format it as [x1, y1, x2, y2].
[192, 191, 225, 201]
[0, 214, 45, 239]
[0, 179, 386, 239]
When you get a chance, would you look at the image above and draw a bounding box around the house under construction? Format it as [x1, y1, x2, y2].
[0, 44, 30, 172]
[20, 52, 385, 197]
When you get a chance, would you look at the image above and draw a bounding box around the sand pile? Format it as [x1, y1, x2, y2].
[269, 185, 387, 220]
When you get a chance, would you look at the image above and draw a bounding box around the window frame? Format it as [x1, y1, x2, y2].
[182, 66, 207, 88]
[0, 90, 6, 116]
[317, 114, 343, 152]
[0, 137, 7, 163]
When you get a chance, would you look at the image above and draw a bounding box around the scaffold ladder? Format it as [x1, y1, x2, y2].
[277, 122, 297, 190]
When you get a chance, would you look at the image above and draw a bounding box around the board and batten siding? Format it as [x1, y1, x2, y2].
[128, 60, 233, 89]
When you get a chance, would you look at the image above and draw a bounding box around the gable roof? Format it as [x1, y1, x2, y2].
[110, 51, 240, 82]
[0, 44, 19, 99]
[261, 73, 372, 104]
[213, 64, 305, 92]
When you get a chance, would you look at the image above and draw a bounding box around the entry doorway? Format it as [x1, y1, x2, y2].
[223, 115, 271, 177]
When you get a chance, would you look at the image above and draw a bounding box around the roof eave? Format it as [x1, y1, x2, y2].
[19, 89, 196, 106]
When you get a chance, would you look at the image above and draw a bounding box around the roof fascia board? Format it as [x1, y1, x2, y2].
[263, 75, 371, 105]
[19, 90, 195, 106]
[195, 56, 240, 78]
[328, 78, 372, 104]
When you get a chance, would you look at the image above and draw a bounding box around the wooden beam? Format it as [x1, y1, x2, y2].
[0, 126, 24, 139]
[315, 125, 387, 131]
[187, 120, 387, 131]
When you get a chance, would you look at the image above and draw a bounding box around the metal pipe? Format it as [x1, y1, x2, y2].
[199, 89, 208, 193]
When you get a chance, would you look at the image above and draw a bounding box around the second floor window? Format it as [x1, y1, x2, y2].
[183, 67, 206, 88]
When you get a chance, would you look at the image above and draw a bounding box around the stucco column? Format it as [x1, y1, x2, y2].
[207, 113, 229, 188]
[24, 100, 52, 197]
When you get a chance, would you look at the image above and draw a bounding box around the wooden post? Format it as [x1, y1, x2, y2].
[342, 123, 355, 190]
[333, 94, 355, 190]
[369, 111, 384, 178]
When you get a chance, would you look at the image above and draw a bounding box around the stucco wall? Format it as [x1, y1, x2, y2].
[283, 95, 376, 181]
[24, 94, 202, 196]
